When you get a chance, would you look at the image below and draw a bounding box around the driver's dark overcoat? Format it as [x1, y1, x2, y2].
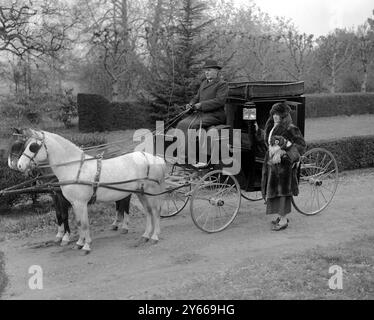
[176, 78, 228, 132]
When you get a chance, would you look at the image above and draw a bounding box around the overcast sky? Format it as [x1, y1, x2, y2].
[233, 0, 373, 36]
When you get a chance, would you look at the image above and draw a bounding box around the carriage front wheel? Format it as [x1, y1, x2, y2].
[161, 184, 190, 218]
[292, 148, 339, 216]
[190, 169, 241, 233]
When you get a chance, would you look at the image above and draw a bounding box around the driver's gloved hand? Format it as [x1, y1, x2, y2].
[186, 104, 195, 113]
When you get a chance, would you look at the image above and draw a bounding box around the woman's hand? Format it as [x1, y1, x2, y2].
[194, 103, 202, 110]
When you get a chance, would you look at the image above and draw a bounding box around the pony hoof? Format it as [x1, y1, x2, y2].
[54, 237, 62, 243]
[111, 225, 119, 231]
[120, 228, 129, 234]
[60, 240, 69, 247]
[149, 239, 158, 245]
[73, 244, 83, 250]
[134, 237, 149, 247]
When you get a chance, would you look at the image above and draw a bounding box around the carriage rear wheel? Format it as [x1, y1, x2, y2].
[292, 148, 339, 216]
[241, 190, 263, 201]
[190, 169, 241, 233]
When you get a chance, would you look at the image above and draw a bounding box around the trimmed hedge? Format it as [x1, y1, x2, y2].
[308, 135, 374, 171]
[78, 93, 109, 133]
[306, 93, 374, 118]
[105, 101, 151, 130]
[77, 93, 151, 133]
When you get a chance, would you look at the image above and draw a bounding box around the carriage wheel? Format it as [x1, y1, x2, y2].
[292, 148, 339, 216]
[241, 190, 263, 202]
[190, 169, 241, 233]
[161, 184, 190, 218]
[161, 163, 191, 218]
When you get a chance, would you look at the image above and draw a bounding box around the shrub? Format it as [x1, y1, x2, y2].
[0, 100, 27, 120]
[308, 135, 374, 171]
[0, 161, 30, 210]
[0, 91, 78, 129]
[305, 93, 374, 118]
[56, 89, 78, 128]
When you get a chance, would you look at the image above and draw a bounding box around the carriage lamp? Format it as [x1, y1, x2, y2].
[243, 102, 256, 120]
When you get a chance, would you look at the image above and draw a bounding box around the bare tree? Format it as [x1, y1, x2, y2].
[355, 13, 374, 92]
[81, 0, 145, 101]
[0, 0, 80, 95]
[0, 1, 75, 58]
[279, 31, 314, 80]
[0, 1, 37, 56]
[316, 30, 355, 93]
[236, 34, 280, 81]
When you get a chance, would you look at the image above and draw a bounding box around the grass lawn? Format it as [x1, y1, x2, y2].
[305, 114, 374, 142]
[156, 234, 374, 299]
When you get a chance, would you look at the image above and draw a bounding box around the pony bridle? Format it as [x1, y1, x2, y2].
[20, 133, 48, 169]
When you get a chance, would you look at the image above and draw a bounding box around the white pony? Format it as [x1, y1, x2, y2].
[17, 129, 166, 254]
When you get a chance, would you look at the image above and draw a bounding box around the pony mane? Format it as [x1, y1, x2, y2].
[45, 131, 84, 153]
[24, 128, 83, 153]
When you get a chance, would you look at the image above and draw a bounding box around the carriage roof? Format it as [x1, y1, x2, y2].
[226, 80, 306, 136]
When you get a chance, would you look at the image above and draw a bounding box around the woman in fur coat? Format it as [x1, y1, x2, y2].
[261, 102, 306, 231]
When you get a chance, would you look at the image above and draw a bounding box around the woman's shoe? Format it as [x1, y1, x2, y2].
[271, 221, 288, 231]
[271, 217, 289, 225]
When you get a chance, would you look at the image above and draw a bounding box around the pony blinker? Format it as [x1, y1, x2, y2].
[29, 142, 42, 153]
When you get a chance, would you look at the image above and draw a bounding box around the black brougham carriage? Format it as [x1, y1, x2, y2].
[161, 81, 339, 232]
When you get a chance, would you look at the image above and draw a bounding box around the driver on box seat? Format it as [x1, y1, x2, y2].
[176, 59, 228, 166]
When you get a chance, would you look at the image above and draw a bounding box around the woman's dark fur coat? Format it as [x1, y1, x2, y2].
[261, 115, 306, 201]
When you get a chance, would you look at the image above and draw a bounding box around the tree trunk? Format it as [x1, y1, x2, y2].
[112, 79, 119, 102]
[361, 69, 368, 93]
[27, 55, 32, 95]
[330, 53, 336, 94]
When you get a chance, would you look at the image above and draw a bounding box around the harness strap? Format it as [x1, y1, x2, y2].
[141, 152, 151, 178]
[76, 153, 86, 181]
[89, 153, 103, 204]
